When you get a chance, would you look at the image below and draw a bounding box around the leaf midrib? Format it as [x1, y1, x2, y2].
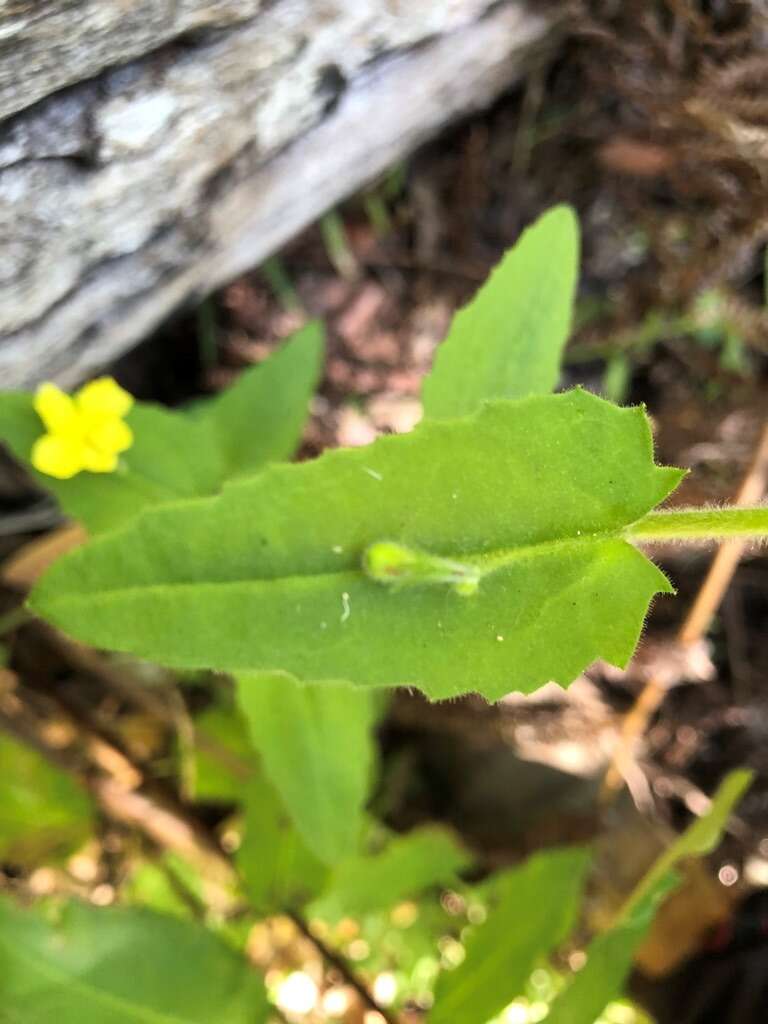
[41, 532, 626, 603]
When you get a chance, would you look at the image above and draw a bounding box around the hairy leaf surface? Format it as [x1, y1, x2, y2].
[422, 206, 579, 418]
[0, 897, 269, 1023]
[31, 390, 683, 700]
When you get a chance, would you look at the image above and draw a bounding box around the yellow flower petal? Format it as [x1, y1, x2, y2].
[87, 417, 133, 456]
[31, 434, 85, 480]
[31, 377, 134, 478]
[80, 443, 119, 473]
[33, 383, 79, 436]
[76, 377, 134, 419]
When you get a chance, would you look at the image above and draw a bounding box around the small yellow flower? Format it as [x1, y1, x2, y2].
[31, 377, 134, 480]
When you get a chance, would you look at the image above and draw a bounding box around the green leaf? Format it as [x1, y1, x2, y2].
[0, 396, 219, 535]
[429, 846, 591, 1024]
[0, 326, 323, 535]
[124, 405, 223, 498]
[123, 859, 197, 921]
[422, 206, 579, 418]
[189, 704, 254, 803]
[623, 767, 753, 919]
[195, 321, 324, 476]
[0, 731, 93, 866]
[237, 769, 328, 915]
[30, 390, 682, 701]
[546, 769, 752, 1024]
[309, 826, 470, 922]
[236, 673, 376, 863]
[544, 876, 677, 1024]
[0, 897, 269, 1023]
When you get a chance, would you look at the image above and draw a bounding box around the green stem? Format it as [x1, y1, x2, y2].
[262, 256, 303, 313]
[365, 507, 768, 598]
[626, 506, 768, 542]
[320, 210, 359, 280]
[363, 192, 392, 237]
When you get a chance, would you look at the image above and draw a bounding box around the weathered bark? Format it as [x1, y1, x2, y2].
[0, 1, 555, 387]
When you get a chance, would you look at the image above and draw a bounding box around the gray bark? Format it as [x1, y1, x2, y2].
[0, 0, 554, 387]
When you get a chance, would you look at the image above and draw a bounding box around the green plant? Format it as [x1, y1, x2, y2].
[0, 206, 762, 1022]
[0, 322, 323, 534]
[569, 282, 759, 405]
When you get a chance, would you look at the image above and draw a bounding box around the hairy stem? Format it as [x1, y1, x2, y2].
[626, 506, 768, 542]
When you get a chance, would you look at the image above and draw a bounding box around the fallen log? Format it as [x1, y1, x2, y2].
[0, 1, 555, 387]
